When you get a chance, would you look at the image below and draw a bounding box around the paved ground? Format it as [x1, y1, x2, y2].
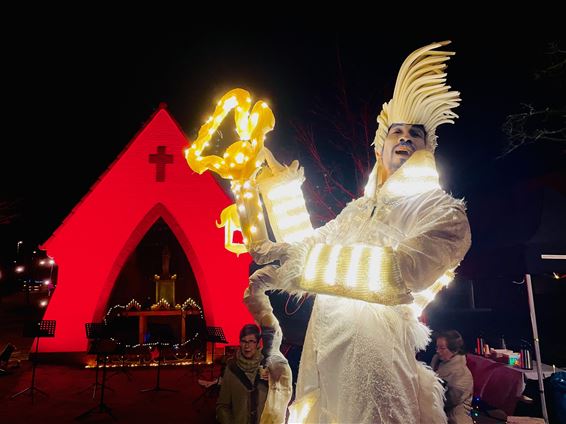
[0, 289, 526, 423]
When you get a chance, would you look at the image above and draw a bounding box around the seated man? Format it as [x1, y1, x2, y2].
[431, 330, 474, 424]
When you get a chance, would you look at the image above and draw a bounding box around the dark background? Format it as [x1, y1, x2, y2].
[1, 17, 564, 364]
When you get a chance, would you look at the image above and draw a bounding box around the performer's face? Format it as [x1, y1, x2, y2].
[377, 123, 426, 179]
[240, 334, 260, 359]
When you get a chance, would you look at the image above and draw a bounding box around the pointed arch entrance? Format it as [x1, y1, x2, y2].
[39, 107, 251, 353]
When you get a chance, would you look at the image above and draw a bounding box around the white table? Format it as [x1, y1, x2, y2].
[516, 361, 564, 380]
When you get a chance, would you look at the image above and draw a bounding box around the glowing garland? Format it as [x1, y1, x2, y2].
[185, 88, 275, 252]
[101, 297, 205, 351]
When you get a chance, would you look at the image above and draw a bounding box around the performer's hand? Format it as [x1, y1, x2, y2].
[250, 240, 291, 265]
[259, 365, 269, 381]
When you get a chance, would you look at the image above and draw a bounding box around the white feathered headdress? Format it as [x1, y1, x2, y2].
[365, 41, 461, 197]
[373, 40, 461, 152]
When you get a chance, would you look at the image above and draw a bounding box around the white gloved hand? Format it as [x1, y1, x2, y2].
[249, 240, 292, 265]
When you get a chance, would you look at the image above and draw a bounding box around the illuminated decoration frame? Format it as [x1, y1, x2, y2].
[186, 88, 314, 252]
[38, 106, 251, 353]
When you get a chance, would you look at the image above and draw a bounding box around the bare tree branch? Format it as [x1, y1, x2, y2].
[500, 42, 566, 157]
[501, 104, 566, 157]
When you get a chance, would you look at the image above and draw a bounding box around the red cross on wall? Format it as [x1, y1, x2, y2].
[149, 146, 174, 182]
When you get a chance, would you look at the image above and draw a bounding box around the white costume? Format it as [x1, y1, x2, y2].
[242, 41, 471, 423]
[282, 151, 471, 423]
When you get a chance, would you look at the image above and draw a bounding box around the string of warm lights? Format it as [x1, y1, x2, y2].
[150, 298, 171, 310]
[185, 88, 293, 255]
[125, 299, 141, 311]
[102, 297, 205, 351]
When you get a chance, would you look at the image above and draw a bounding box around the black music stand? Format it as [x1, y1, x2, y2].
[205, 326, 227, 379]
[75, 328, 118, 421]
[106, 317, 133, 382]
[12, 320, 56, 403]
[140, 323, 177, 393]
[77, 323, 114, 399]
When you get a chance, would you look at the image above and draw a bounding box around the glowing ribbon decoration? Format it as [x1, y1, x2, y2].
[185, 88, 274, 251]
[187, 88, 294, 424]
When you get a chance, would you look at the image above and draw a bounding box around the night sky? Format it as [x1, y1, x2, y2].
[2, 21, 564, 261]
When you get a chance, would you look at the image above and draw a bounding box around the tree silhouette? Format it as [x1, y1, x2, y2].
[501, 42, 566, 157]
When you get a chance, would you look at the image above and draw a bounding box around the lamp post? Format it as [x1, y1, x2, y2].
[48, 259, 55, 280]
[527, 253, 566, 424]
[16, 240, 23, 260]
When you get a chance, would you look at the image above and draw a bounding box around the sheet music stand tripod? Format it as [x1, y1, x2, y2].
[75, 325, 118, 421]
[140, 324, 178, 393]
[12, 320, 56, 403]
[205, 326, 227, 379]
[77, 323, 114, 399]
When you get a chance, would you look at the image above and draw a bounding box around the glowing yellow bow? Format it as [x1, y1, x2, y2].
[186, 88, 274, 181]
[185, 88, 275, 252]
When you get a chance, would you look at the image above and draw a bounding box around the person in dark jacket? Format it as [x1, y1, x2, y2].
[216, 324, 268, 424]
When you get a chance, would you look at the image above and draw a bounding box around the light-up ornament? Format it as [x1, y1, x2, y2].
[185, 88, 275, 252]
[186, 88, 298, 424]
[215, 204, 247, 255]
[257, 157, 314, 243]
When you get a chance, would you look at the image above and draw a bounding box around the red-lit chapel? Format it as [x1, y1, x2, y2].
[39, 105, 251, 353]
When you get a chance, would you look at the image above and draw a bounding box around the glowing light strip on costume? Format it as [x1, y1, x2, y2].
[367, 247, 383, 292]
[346, 245, 364, 287]
[272, 197, 307, 214]
[324, 245, 342, 285]
[261, 178, 314, 243]
[301, 243, 412, 305]
[385, 164, 440, 197]
[277, 212, 311, 230]
[266, 180, 302, 201]
[304, 244, 324, 281]
[385, 180, 440, 197]
[400, 166, 439, 179]
[410, 269, 456, 317]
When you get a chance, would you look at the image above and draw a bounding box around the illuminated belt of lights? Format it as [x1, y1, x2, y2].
[301, 244, 411, 305]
